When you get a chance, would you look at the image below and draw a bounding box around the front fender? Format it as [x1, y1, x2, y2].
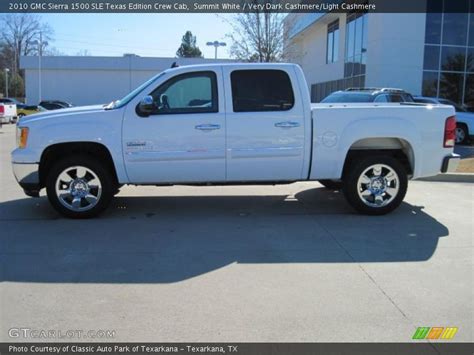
[13, 109, 128, 183]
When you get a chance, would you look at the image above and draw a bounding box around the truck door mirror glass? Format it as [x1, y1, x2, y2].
[136, 95, 155, 117]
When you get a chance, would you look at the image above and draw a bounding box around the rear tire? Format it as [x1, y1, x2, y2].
[318, 179, 342, 190]
[342, 155, 408, 215]
[46, 155, 115, 218]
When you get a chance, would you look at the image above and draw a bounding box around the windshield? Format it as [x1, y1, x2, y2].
[321, 92, 374, 103]
[110, 72, 166, 109]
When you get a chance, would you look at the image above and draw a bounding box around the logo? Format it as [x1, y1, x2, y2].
[321, 131, 338, 147]
[412, 327, 458, 340]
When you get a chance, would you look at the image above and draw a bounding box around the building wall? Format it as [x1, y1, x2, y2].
[288, 13, 346, 91]
[21, 56, 233, 105]
[286, 12, 427, 99]
[365, 13, 426, 95]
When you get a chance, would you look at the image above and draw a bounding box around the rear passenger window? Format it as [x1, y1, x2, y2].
[388, 94, 402, 103]
[231, 70, 295, 112]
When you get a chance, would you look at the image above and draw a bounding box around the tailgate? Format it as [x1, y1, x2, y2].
[2, 104, 17, 116]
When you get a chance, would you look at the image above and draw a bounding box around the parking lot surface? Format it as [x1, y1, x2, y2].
[0, 124, 472, 343]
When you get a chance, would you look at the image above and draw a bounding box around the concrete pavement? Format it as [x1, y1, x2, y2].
[0, 124, 472, 343]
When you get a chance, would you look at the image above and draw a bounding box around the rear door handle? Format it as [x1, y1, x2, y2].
[195, 124, 221, 131]
[275, 121, 300, 129]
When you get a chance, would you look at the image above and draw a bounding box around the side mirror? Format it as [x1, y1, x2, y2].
[136, 95, 155, 117]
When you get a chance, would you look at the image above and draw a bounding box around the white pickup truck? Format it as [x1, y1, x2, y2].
[0, 102, 17, 124]
[12, 63, 460, 218]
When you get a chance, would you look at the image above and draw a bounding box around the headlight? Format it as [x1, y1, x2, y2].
[16, 127, 29, 149]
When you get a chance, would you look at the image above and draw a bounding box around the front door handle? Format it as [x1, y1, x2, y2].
[195, 124, 221, 131]
[275, 121, 300, 129]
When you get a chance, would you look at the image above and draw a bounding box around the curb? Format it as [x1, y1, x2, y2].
[418, 173, 474, 183]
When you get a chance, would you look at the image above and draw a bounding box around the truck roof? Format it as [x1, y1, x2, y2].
[164, 62, 299, 72]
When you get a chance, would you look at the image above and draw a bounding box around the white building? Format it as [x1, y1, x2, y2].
[20, 55, 233, 105]
[285, 1, 473, 107]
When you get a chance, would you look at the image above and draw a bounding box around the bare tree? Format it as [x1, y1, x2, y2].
[0, 14, 53, 73]
[226, 11, 288, 62]
[75, 49, 92, 56]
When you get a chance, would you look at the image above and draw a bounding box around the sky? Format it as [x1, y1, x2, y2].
[40, 13, 235, 59]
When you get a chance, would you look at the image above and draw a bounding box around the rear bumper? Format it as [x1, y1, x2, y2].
[441, 153, 460, 173]
[0, 116, 14, 123]
[12, 162, 41, 197]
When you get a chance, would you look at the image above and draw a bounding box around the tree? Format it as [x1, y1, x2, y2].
[76, 49, 92, 56]
[0, 70, 24, 98]
[0, 14, 53, 98]
[176, 31, 203, 58]
[0, 14, 53, 73]
[226, 11, 287, 62]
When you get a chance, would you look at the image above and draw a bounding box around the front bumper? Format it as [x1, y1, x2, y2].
[12, 162, 41, 197]
[441, 153, 461, 173]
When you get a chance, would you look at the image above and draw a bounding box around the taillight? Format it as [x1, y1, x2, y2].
[0, 105, 4, 116]
[444, 116, 456, 148]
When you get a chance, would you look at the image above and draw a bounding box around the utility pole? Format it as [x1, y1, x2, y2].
[206, 41, 227, 59]
[31, 32, 48, 103]
[4, 68, 9, 97]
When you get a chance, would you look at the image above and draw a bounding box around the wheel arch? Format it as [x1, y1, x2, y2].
[39, 142, 119, 187]
[342, 137, 415, 179]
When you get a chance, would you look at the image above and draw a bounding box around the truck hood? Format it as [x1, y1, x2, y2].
[19, 104, 106, 124]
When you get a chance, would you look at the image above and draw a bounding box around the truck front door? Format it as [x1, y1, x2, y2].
[122, 69, 226, 183]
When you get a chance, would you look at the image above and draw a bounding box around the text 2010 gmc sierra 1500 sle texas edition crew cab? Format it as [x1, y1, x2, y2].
[12, 63, 460, 218]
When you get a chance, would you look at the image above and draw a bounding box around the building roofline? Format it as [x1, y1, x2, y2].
[20, 55, 234, 71]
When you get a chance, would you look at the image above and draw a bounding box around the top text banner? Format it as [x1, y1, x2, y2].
[0, 0, 470, 13]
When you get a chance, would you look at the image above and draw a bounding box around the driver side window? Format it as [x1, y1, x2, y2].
[149, 71, 218, 114]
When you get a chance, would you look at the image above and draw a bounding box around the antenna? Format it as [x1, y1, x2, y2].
[171, 62, 179, 68]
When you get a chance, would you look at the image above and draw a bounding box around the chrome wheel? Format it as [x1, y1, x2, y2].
[55, 166, 102, 212]
[455, 127, 466, 144]
[357, 164, 399, 208]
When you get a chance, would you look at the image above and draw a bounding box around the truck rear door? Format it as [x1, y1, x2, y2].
[222, 67, 305, 181]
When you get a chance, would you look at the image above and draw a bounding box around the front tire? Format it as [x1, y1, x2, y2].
[342, 155, 408, 215]
[46, 155, 115, 218]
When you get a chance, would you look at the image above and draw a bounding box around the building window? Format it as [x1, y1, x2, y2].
[425, 13, 442, 44]
[422, 71, 439, 97]
[441, 46, 466, 72]
[422, 0, 474, 110]
[423, 45, 440, 70]
[344, 12, 368, 87]
[326, 20, 339, 64]
[442, 13, 468, 46]
[439, 72, 465, 104]
[465, 74, 474, 108]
